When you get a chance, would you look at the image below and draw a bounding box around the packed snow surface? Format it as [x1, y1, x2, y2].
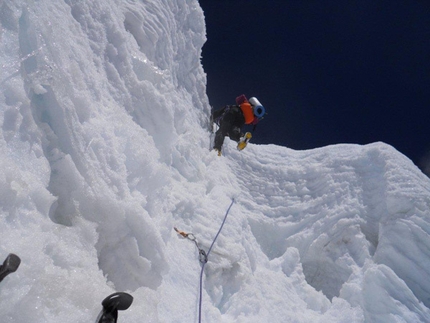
[1, 0, 430, 322]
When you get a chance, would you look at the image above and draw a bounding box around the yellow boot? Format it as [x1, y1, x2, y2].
[214, 148, 222, 156]
[237, 132, 252, 151]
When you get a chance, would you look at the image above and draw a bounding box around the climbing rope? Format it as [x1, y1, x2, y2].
[174, 198, 235, 323]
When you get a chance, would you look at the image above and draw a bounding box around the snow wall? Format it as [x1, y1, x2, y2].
[1, 0, 430, 322]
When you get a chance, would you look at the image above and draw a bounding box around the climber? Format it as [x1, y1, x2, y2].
[211, 94, 265, 155]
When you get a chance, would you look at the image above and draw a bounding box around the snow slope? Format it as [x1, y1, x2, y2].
[0, 0, 430, 322]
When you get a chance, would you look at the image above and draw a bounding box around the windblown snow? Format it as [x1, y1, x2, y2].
[1, 0, 430, 322]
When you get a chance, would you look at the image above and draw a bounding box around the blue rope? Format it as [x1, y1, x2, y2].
[198, 198, 234, 323]
[198, 260, 206, 323]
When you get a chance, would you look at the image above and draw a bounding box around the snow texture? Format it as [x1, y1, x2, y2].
[0, 0, 430, 322]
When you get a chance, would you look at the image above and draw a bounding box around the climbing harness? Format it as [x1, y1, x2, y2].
[174, 198, 235, 323]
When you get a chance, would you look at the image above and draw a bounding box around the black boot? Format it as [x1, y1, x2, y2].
[96, 292, 133, 323]
[0, 253, 21, 283]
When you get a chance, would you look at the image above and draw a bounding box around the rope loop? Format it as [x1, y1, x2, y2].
[187, 233, 197, 242]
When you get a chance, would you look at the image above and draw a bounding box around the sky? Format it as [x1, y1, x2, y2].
[199, 0, 430, 174]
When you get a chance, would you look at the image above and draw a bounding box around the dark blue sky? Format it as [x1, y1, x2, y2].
[199, 0, 430, 175]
